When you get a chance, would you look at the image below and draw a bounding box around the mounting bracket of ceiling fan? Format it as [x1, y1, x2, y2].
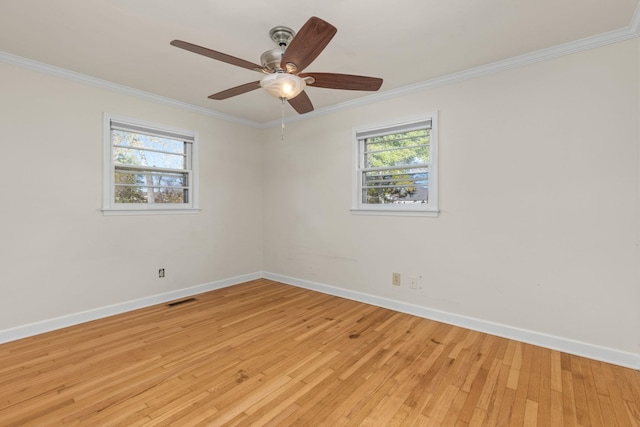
[269, 26, 295, 46]
[170, 16, 383, 114]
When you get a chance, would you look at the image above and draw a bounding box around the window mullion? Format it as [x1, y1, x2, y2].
[363, 143, 429, 155]
[114, 163, 189, 174]
[113, 144, 188, 157]
[361, 164, 429, 173]
[115, 183, 190, 189]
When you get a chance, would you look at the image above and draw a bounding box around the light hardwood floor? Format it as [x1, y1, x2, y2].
[1, 279, 639, 426]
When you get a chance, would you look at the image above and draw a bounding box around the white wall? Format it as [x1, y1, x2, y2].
[263, 39, 640, 356]
[0, 62, 263, 330]
[1, 37, 638, 363]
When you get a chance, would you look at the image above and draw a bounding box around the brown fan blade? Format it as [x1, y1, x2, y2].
[288, 91, 314, 114]
[301, 73, 383, 91]
[281, 17, 337, 73]
[208, 81, 261, 100]
[171, 40, 263, 72]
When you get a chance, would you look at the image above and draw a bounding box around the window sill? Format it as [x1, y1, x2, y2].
[102, 208, 201, 216]
[350, 208, 439, 218]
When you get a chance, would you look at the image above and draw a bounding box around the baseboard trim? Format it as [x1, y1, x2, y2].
[0, 272, 262, 345]
[4, 271, 638, 370]
[263, 272, 640, 370]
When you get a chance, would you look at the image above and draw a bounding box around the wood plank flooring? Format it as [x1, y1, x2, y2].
[1, 279, 639, 426]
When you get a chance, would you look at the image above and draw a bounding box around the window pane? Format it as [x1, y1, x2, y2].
[363, 168, 429, 205]
[365, 129, 430, 149]
[114, 147, 185, 169]
[112, 130, 185, 154]
[363, 185, 429, 205]
[114, 186, 187, 204]
[114, 185, 148, 204]
[365, 145, 430, 168]
[154, 188, 187, 204]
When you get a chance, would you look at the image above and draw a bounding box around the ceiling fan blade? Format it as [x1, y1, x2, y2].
[288, 91, 314, 114]
[281, 17, 337, 73]
[171, 40, 263, 72]
[208, 81, 261, 100]
[301, 73, 383, 91]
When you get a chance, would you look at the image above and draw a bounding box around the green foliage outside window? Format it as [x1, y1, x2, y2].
[363, 129, 430, 204]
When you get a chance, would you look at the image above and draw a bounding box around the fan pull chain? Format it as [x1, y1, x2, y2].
[280, 97, 286, 141]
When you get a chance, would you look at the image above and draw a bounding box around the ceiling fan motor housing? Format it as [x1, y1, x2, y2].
[260, 48, 285, 71]
[261, 26, 296, 71]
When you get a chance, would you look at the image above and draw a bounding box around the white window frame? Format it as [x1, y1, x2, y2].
[102, 113, 200, 215]
[352, 112, 439, 217]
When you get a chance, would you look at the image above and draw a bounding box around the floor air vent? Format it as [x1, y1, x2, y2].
[166, 297, 198, 307]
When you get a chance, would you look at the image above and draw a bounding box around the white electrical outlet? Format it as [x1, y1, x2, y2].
[409, 276, 418, 289]
[392, 272, 401, 286]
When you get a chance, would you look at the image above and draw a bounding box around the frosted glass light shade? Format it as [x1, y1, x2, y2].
[260, 73, 306, 100]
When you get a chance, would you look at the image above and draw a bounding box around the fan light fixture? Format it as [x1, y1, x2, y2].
[260, 72, 306, 100]
[170, 16, 383, 115]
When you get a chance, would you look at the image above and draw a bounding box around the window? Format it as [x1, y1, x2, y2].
[353, 113, 438, 215]
[103, 114, 199, 215]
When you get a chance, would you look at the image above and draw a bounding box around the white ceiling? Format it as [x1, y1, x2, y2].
[1, 0, 638, 124]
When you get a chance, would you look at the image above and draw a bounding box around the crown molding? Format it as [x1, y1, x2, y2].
[270, 12, 640, 128]
[3, 2, 640, 129]
[0, 51, 263, 129]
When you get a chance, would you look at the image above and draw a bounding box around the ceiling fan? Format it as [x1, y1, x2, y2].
[170, 16, 383, 114]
